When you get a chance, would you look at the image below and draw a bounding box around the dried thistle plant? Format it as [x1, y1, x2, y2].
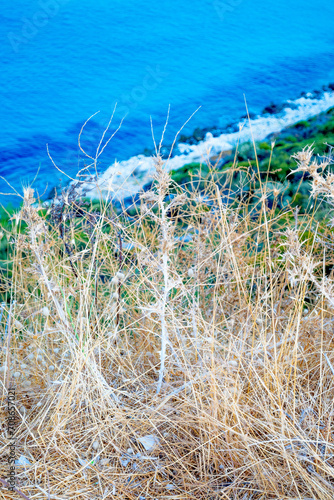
[0, 139, 334, 499]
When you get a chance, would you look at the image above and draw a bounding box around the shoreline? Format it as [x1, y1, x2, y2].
[76, 86, 334, 204]
[2, 84, 334, 210]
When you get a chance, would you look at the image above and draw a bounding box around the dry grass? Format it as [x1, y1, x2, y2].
[1, 139, 334, 499]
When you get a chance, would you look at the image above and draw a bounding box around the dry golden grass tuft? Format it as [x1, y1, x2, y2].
[1, 142, 334, 499]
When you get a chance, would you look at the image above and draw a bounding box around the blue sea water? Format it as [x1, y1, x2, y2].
[1, 0, 334, 204]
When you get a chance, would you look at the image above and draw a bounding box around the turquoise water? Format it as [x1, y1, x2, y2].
[1, 0, 334, 203]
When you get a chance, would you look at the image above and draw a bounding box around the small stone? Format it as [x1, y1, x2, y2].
[14, 371, 21, 378]
[228, 360, 238, 366]
[138, 434, 159, 451]
[41, 307, 50, 316]
[78, 458, 93, 469]
[15, 455, 31, 466]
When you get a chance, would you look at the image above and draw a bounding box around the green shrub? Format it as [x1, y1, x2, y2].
[292, 120, 310, 129]
[258, 141, 271, 150]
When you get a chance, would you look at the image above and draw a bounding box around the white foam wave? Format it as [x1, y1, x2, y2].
[80, 91, 334, 202]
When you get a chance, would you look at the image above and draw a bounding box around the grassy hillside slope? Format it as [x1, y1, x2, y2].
[0, 112, 334, 499]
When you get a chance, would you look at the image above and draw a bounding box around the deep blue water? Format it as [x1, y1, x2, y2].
[1, 0, 334, 204]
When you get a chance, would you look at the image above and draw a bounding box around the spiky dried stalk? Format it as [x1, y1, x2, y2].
[19, 188, 119, 403]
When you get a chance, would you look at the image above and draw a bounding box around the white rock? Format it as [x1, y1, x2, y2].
[41, 307, 50, 316]
[15, 455, 31, 466]
[78, 458, 94, 469]
[228, 360, 238, 366]
[138, 434, 159, 451]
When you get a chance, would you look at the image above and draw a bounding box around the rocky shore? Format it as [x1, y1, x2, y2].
[116, 101, 334, 216]
[71, 87, 334, 209]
